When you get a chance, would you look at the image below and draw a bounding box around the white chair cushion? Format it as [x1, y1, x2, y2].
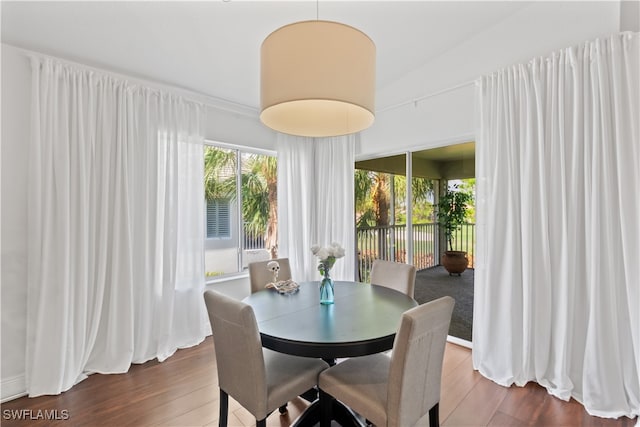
[370, 259, 417, 298]
[319, 353, 391, 427]
[264, 349, 328, 414]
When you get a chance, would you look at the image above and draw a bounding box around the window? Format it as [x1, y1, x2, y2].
[203, 142, 277, 279]
[206, 199, 231, 239]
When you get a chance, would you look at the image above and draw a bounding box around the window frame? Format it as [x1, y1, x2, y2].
[203, 139, 277, 281]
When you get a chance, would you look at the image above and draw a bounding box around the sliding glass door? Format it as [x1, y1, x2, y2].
[355, 141, 476, 343]
[355, 153, 406, 282]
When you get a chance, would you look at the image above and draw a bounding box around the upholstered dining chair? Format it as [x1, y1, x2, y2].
[248, 257, 292, 294]
[370, 259, 417, 298]
[318, 296, 455, 427]
[203, 290, 328, 427]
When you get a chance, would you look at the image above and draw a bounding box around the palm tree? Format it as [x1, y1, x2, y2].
[204, 146, 236, 201]
[392, 175, 435, 223]
[354, 169, 377, 227]
[355, 169, 435, 263]
[204, 146, 278, 258]
[242, 155, 278, 258]
[355, 170, 390, 228]
[355, 170, 434, 227]
[355, 170, 394, 261]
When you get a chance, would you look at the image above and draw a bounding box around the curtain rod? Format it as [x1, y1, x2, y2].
[384, 31, 637, 115]
[8, 44, 480, 118]
[377, 80, 477, 114]
[7, 44, 259, 117]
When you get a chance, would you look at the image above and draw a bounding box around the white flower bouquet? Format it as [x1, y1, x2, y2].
[311, 242, 345, 277]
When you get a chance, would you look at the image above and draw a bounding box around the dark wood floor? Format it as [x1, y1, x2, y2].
[1, 338, 636, 426]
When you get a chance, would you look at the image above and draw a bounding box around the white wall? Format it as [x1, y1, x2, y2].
[358, 1, 621, 156]
[204, 105, 276, 150]
[361, 84, 476, 157]
[620, 0, 640, 31]
[0, 44, 271, 401]
[1, 45, 31, 401]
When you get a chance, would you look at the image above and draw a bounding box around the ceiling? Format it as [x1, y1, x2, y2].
[413, 141, 475, 162]
[1, 1, 530, 112]
[355, 141, 475, 180]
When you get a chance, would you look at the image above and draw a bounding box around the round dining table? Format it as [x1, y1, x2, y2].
[243, 280, 418, 426]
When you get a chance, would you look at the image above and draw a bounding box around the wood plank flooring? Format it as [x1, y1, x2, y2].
[1, 338, 636, 426]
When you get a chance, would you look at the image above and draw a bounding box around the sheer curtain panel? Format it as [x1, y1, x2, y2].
[26, 57, 208, 396]
[474, 32, 639, 418]
[277, 134, 356, 282]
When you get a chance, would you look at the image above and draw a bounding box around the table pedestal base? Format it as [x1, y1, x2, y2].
[292, 398, 365, 427]
[290, 358, 366, 426]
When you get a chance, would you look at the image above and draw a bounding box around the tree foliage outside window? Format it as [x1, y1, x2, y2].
[204, 145, 278, 257]
[436, 184, 473, 251]
[457, 178, 476, 222]
[355, 169, 434, 228]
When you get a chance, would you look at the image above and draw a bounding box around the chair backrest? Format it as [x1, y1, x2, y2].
[248, 257, 292, 294]
[387, 296, 454, 427]
[203, 290, 268, 417]
[370, 259, 417, 298]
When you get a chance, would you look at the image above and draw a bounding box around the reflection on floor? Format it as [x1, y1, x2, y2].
[3, 340, 634, 426]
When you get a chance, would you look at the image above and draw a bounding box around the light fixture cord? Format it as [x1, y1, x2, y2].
[316, 0, 319, 20]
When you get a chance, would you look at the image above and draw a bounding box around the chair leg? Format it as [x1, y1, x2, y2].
[429, 402, 439, 427]
[219, 389, 229, 427]
[256, 418, 266, 427]
[319, 389, 333, 427]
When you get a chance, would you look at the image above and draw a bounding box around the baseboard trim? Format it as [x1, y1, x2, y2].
[1, 374, 27, 403]
[447, 335, 472, 349]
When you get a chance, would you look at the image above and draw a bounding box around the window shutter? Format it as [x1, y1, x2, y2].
[207, 199, 231, 239]
[217, 201, 230, 238]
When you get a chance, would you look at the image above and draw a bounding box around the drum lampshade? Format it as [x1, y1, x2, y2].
[260, 20, 375, 137]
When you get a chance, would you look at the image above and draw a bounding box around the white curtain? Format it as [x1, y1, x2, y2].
[474, 32, 639, 419]
[277, 134, 356, 282]
[26, 57, 209, 396]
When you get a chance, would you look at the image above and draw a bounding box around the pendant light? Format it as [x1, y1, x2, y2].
[260, 14, 375, 137]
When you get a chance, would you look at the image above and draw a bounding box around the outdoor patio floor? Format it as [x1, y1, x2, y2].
[414, 265, 474, 342]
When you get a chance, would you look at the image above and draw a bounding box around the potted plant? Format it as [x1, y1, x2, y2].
[436, 184, 473, 276]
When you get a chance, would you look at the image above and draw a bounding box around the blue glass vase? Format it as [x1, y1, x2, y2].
[319, 272, 334, 305]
